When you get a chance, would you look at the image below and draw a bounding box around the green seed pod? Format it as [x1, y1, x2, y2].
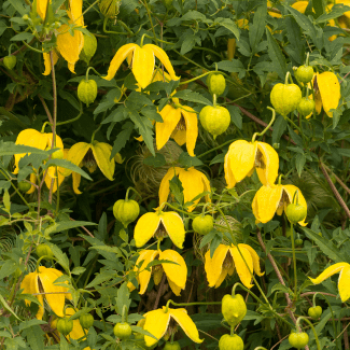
[308, 306, 322, 320]
[77, 79, 98, 107]
[18, 181, 31, 193]
[288, 332, 309, 349]
[163, 342, 181, 350]
[3, 56, 17, 70]
[295, 66, 314, 84]
[79, 313, 94, 329]
[297, 98, 315, 117]
[206, 73, 226, 96]
[270, 83, 302, 116]
[295, 238, 303, 247]
[192, 214, 213, 235]
[222, 294, 247, 326]
[57, 318, 74, 336]
[113, 199, 140, 228]
[219, 334, 244, 350]
[113, 322, 132, 339]
[199, 105, 231, 139]
[285, 203, 307, 224]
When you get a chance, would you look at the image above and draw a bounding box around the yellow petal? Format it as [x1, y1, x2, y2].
[91, 142, 115, 181]
[104, 43, 137, 81]
[136, 250, 159, 294]
[224, 148, 236, 189]
[309, 263, 348, 284]
[317, 72, 340, 118]
[204, 245, 230, 287]
[72, 171, 82, 195]
[68, 142, 90, 167]
[338, 265, 350, 302]
[230, 246, 254, 289]
[143, 308, 170, 347]
[27, 173, 37, 194]
[160, 212, 185, 249]
[146, 44, 180, 82]
[160, 250, 187, 295]
[239, 244, 264, 277]
[68, 0, 84, 27]
[214, 268, 229, 288]
[156, 105, 182, 152]
[171, 129, 186, 146]
[158, 167, 180, 207]
[256, 141, 279, 186]
[282, 184, 308, 226]
[291, 1, 309, 13]
[252, 184, 283, 224]
[20, 270, 40, 306]
[57, 25, 84, 74]
[37, 0, 49, 20]
[224, 140, 255, 187]
[132, 45, 155, 89]
[169, 308, 203, 344]
[181, 107, 198, 157]
[134, 212, 161, 248]
[43, 50, 59, 76]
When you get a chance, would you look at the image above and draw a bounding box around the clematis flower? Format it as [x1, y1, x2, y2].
[41, 0, 85, 75]
[309, 263, 350, 302]
[14, 128, 64, 194]
[156, 102, 198, 157]
[205, 243, 264, 289]
[52, 307, 91, 350]
[103, 43, 180, 88]
[252, 183, 307, 226]
[68, 141, 122, 194]
[128, 249, 187, 296]
[310, 72, 341, 118]
[20, 266, 71, 320]
[159, 167, 211, 212]
[224, 140, 279, 189]
[134, 210, 185, 248]
[143, 307, 203, 347]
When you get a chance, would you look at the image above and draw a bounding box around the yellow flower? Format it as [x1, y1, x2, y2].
[309, 263, 350, 302]
[103, 43, 180, 89]
[252, 183, 307, 226]
[159, 167, 211, 212]
[134, 210, 185, 248]
[41, 0, 85, 75]
[20, 266, 71, 320]
[52, 307, 90, 350]
[128, 249, 187, 296]
[224, 140, 279, 189]
[291, 1, 309, 13]
[143, 307, 203, 347]
[205, 244, 264, 289]
[14, 128, 64, 194]
[68, 141, 122, 194]
[156, 103, 198, 157]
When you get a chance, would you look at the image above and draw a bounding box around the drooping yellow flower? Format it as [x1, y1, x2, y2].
[103, 43, 180, 88]
[252, 184, 307, 226]
[143, 307, 204, 347]
[309, 263, 350, 302]
[205, 244, 264, 289]
[128, 249, 187, 296]
[159, 167, 211, 212]
[224, 140, 279, 189]
[41, 0, 85, 75]
[68, 141, 122, 194]
[291, 1, 309, 13]
[20, 266, 71, 320]
[134, 210, 185, 248]
[52, 307, 90, 350]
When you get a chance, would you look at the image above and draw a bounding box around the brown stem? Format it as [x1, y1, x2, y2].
[300, 292, 337, 298]
[325, 166, 350, 196]
[38, 95, 54, 126]
[70, 218, 95, 238]
[320, 162, 350, 219]
[344, 323, 349, 350]
[153, 273, 167, 310]
[0, 39, 35, 63]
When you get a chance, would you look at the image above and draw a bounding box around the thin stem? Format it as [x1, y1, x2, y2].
[38, 95, 54, 126]
[197, 139, 236, 158]
[290, 223, 298, 299]
[252, 107, 276, 142]
[56, 102, 83, 126]
[231, 282, 264, 305]
[165, 299, 221, 312]
[179, 71, 220, 86]
[21, 40, 43, 53]
[296, 317, 321, 350]
[142, 0, 157, 42]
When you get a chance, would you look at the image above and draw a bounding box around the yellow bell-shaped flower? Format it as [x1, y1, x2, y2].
[128, 249, 187, 296]
[143, 307, 204, 347]
[224, 140, 279, 189]
[159, 167, 211, 212]
[103, 43, 180, 88]
[156, 102, 198, 157]
[20, 266, 72, 320]
[205, 243, 264, 289]
[68, 141, 122, 194]
[309, 263, 350, 302]
[134, 210, 185, 249]
[252, 183, 307, 226]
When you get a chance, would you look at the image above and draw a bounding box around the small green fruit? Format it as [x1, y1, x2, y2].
[77, 79, 98, 106]
[79, 313, 94, 329]
[297, 98, 315, 117]
[288, 332, 309, 349]
[18, 181, 31, 193]
[270, 83, 302, 116]
[57, 318, 73, 336]
[113, 322, 132, 339]
[285, 203, 307, 224]
[222, 294, 247, 326]
[81, 33, 98, 64]
[295, 238, 303, 247]
[308, 306, 322, 320]
[295, 66, 314, 84]
[113, 199, 140, 228]
[199, 105, 231, 139]
[219, 334, 244, 350]
[192, 214, 213, 235]
[163, 341, 181, 350]
[36, 243, 54, 259]
[206, 73, 226, 96]
[3, 56, 17, 70]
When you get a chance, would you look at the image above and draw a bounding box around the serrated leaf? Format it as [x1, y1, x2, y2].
[217, 60, 245, 74]
[173, 90, 212, 106]
[266, 29, 287, 80]
[110, 121, 134, 159]
[44, 159, 92, 180]
[249, 3, 267, 54]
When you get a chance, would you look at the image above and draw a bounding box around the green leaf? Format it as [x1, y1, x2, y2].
[295, 153, 306, 177]
[46, 242, 70, 273]
[19, 320, 47, 332]
[216, 18, 240, 39]
[3, 189, 10, 212]
[217, 60, 245, 75]
[209, 153, 225, 165]
[130, 326, 158, 340]
[8, 0, 27, 15]
[0, 142, 51, 157]
[249, 3, 267, 54]
[10, 32, 34, 42]
[89, 245, 122, 256]
[173, 90, 212, 106]
[227, 106, 242, 129]
[271, 282, 293, 295]
[314, 4, 350, 24]
[26, 326, 44, 350]
[272, 115, 287, 144]
[178, 152, 203, 167]
[116, 282, 130, 315]
[44, 159, 92, 180]
[266, 29, 287, 80]
[312, 0, 325, 18]
[143, 153, 167, 168]
[0, 294, 21, 321]
[49, 220, 97, 234]
[110, 121, 134, 159]
[71, 266, 86, 275]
